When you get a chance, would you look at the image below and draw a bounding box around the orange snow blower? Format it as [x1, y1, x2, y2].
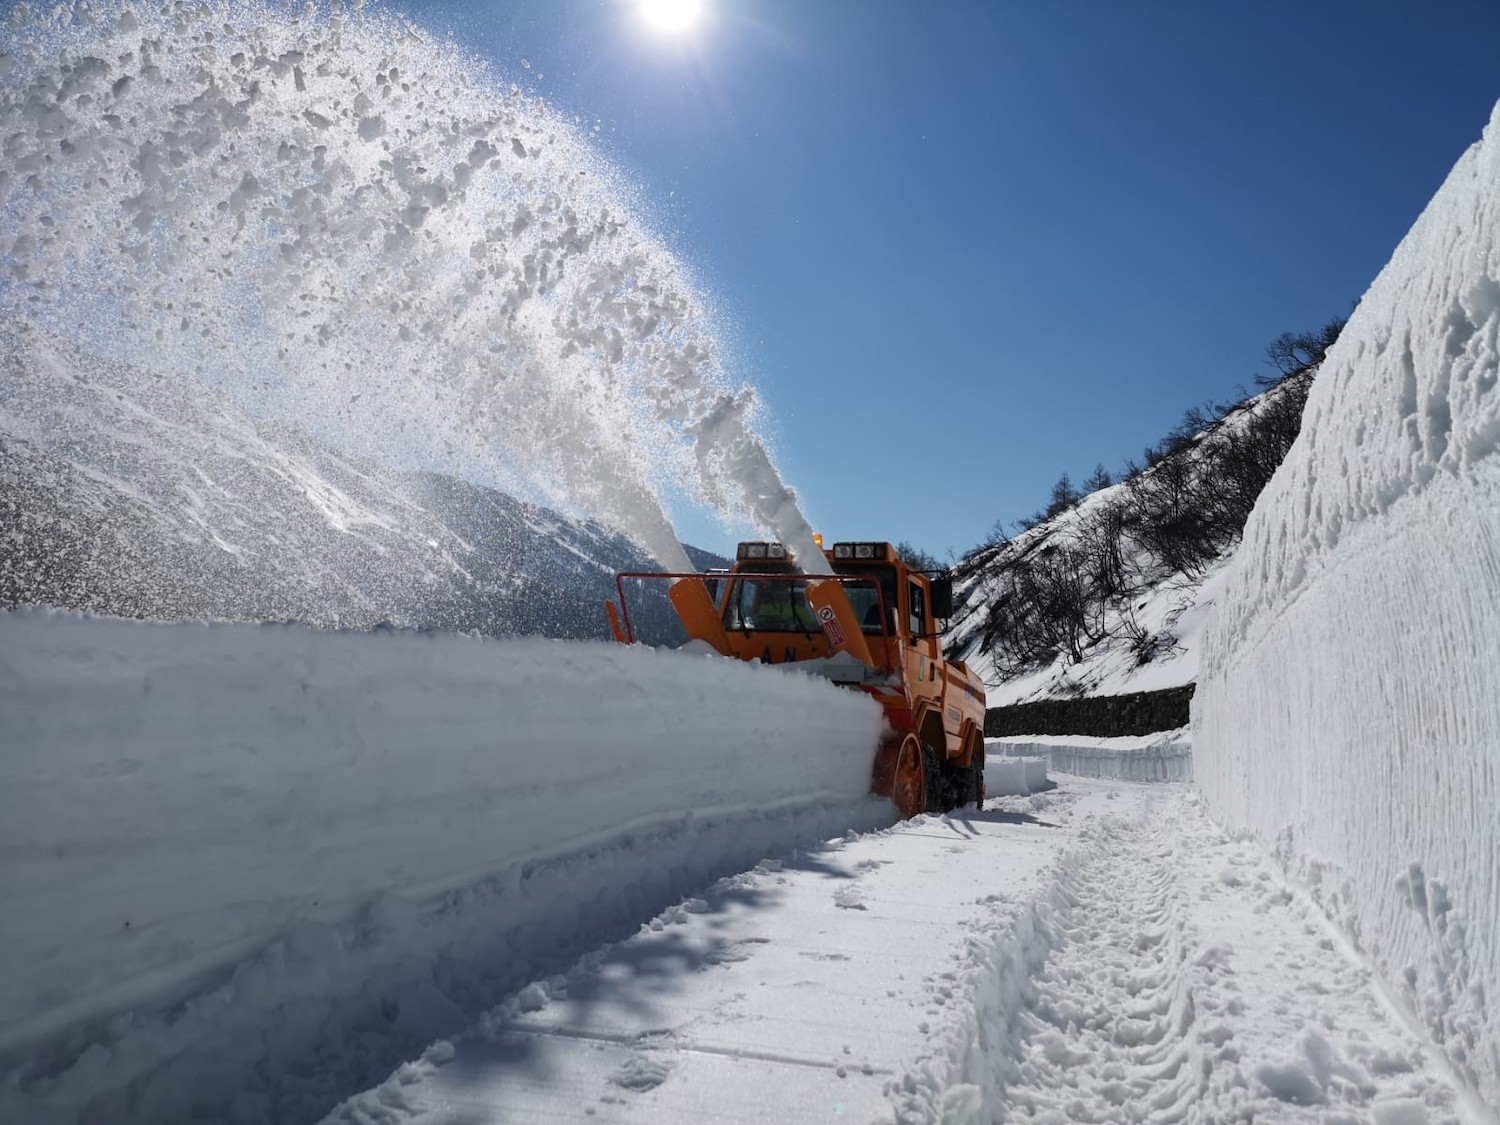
[607, 540, 986, 818]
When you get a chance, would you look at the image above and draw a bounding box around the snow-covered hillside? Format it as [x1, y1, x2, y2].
[1195, 101, 1500, 1108]
[947, 499, 1225, 708]
[947, 369, 1313, 708]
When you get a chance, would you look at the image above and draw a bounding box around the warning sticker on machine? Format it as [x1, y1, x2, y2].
[816, 605, 847, 646]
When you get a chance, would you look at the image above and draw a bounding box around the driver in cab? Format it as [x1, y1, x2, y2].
[751, 581, 817, 632]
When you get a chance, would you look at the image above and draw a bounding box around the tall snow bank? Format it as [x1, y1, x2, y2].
[0, 611, 884, 1063]
[1194, 102, 1500, 1110]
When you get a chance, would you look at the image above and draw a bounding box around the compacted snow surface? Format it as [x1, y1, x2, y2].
[326, 781, 1467, 1124]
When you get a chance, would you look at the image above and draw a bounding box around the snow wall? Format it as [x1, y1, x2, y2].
[1194, 102, 1500, 1109]
[988, 732, 1192, 783]
[0, 611, 886, 1069]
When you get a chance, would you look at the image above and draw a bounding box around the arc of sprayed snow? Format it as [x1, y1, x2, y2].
[0, 1, 833, 582]
[690, 389, 830, 575]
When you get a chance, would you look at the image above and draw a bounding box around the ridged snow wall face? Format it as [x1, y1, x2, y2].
[0, 608, 886, 1114]
[1194, 102, 1500, 1110]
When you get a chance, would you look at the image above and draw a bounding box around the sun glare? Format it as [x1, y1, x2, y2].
[640, 0, 702, 34]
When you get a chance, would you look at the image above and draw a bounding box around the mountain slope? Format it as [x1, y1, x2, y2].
[946, 367, 1315, 711]
[0, 318, 718, 639]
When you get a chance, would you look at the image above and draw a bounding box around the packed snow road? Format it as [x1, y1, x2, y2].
[326, 778, 1467, 1125]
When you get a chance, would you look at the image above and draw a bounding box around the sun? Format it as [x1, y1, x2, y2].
[640, 0, 703, 34]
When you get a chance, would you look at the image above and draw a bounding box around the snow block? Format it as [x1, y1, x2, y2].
[988, 733, 1192, 783]
[1195, 101, 1500, 1110]
[980, 754, 1053, 796]
[985, 758, 1033, 797]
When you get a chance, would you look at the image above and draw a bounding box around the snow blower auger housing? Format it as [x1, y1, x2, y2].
[607, 541, 987, 819]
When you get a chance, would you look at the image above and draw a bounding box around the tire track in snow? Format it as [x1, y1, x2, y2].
[1002, 802, 1225, 1121]
[900, 785, 1468, 1124]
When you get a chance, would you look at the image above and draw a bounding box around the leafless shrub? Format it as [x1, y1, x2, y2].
[1263, 316, 1345, 381]
[1127, 454, 1217, 578]
[1075, 499, 1129, 599]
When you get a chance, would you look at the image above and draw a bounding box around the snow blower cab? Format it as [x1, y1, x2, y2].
[606, 540, 987, 819]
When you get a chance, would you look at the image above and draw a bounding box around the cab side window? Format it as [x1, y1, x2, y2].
[722, 580, 751, 630]
[908, 581, 925, 637]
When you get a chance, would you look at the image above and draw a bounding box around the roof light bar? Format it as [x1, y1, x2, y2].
[831, 542, 889, 561]
[736, 541, 790, 562]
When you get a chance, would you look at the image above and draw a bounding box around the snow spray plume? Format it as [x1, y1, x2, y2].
[0, 1, 820, 575]
[692, 388, 828, 573]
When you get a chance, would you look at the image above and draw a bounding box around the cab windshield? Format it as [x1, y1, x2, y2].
[832, 565, 897, 635]
[722, 577, 818, 634]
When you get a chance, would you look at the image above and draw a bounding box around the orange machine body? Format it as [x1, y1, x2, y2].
[609, 541, 987, 817]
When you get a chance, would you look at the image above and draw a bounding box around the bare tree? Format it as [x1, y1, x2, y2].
[1263, 316, 1347, 381]
[1128, 454, 1215, 578]
[1199, 369, 1314, 536]
[1045, 472, 1082, 518]
[1075, 500, 1129, 599]
[1083, 463, 1113, 493]
[895, 540, 944, 573]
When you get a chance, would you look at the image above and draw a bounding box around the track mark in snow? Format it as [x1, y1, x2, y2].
[610, 1052, 674, 1092]
[995, 791, 1462, 1123]
[834, 885, 869, 910]
[313, 779, 1471, 1123]
[884, 785, 1469, 1124]
[1003, 810, 1235, 1121]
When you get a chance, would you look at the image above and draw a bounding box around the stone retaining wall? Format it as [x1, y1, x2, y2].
[984, 684, 1195, 738]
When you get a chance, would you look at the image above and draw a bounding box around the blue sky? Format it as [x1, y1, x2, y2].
[401, 0, 1500, 561]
